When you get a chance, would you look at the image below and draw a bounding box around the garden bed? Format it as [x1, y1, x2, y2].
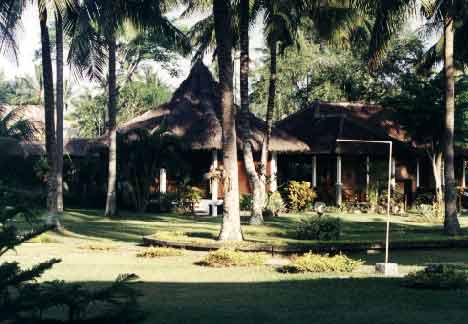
[142, 233, 468, 254]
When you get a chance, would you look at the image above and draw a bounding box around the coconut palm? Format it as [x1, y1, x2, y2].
[354, 0, 466, 235]
[213, 0, 243, 241]
[67, 0, 190, 217]
[0, 105, 37, 140]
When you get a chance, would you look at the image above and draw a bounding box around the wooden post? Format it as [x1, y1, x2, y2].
[159, 168, 167, 194]
[366, 156, 370, 197]
[211, 150, 219, 216]
[336, 155, 342, 206]
[270, 152, 278, 192]
[312, 155, 317, 188]
[416, 159, 420, 189]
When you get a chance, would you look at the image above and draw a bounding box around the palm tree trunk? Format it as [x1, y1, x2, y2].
[214, 0, 242, 241]
[104, 36, 118, 218]
[39, 7, 59, 227]
[443, 16, 461, 235]
[263, 40, 277, 194]
[239, 0, 264, 225]
[55, 12, 64, 214]
[265, 40, 277, 153]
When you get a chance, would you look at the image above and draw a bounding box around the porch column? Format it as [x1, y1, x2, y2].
[366, 156, 370, 197]
[463, 159, 466, 188]
[312, 155, 317, 188]
[211, 150, 219, 216]
[416, 159, 420, 189]
[391, 158, 396, 190]
[159, 168, 167, 194]
[336, 155, 342, 206]
[441, 160, 445, 187]
[270, 152, 278, 192]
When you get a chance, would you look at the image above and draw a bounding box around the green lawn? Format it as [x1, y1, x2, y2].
[5, 209, 468, 323]
[28, 208, 468, 246]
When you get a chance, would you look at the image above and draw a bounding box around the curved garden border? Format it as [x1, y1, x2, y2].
[142, 235, 468, 254]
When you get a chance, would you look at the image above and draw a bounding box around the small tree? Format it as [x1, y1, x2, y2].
[0, 192, 144, 323]
[119, 128, 189, 213]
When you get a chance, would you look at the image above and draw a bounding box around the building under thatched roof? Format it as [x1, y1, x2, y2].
[277, 101, 417, 156]
[0, 137, 107, 157]
[121, 62, 309, 153]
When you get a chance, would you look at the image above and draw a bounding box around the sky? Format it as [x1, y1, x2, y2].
[0, 4, 266, 91]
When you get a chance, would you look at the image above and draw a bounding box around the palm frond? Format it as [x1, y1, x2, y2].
[353, 0, 419, 69]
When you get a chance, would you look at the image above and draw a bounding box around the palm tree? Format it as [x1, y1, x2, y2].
[1, 0, 72, 226]
[356, 0, 464, 235]
[214, 0, 243, 241]
[67, 0, 190, 217]
[236, 0, 265, 225]
[38, 1, 60, 226]
[0, 106, 37, 140]
[55, 10, 65, 213]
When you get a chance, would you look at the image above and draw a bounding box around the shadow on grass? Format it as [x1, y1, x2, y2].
[59, 209, 467, 250]
[350, 248, 468, 267]
[73, 278, 467, 324]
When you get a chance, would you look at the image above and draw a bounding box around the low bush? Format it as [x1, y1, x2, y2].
[295, 215, 341, 241]
[264, 191, 285, 217]
[279, 252, 363, 273]
[240, 194, 253, 211]
[403, 264, 468, 290]
[137, 247, 184, 258]
[286, 181, 317, 212]
[198, 248, 265, 267]
[27, 233, 60, 244]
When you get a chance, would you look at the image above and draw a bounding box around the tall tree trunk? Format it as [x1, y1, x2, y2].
[55, 12, 64, 214]
[265, 40, 277, 153]
[39, 7, 59, 227]
[104, 36, 118, 218]
[443, 16, 461, 235]
[239, 0, 264, 225]
[263, 40, 277, 194]
[214, 0, 243, 241]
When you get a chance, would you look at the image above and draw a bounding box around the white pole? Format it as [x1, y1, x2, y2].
[391, 158, 396, 189]
[336, 155, 342, 206]
[416, 159, 420, 189]
[385, 142, 392, 270]
[211, 150, 219, 216]
[336, 139, 394, 275]
[159, 168, 167, 194]
[312, 155, 317, 188]
[270, 152, 278, 192]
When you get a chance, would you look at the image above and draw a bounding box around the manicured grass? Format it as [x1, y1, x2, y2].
[4, 242, 468, 324]
[6, 209, 468, 323]
[29, 209, 468, 247]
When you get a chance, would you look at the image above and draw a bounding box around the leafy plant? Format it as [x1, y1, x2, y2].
[178, 186, 204, 216]
[286, 181, 317, 212]
[239, 194, 253, 211]
[279, 252, 363, 273]
[0, 193, 145, 323]
[403, 264, 468, 290]
[264, 191, 285, 217]
[198, 249, 265, 267]
[137, 247, 184, 258]
[295, 215, 341, 241]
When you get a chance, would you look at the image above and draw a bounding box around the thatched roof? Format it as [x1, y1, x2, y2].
[121, 62, 310, 153]
[277, 101, 417, 156]
[0, 137, 107, 158]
